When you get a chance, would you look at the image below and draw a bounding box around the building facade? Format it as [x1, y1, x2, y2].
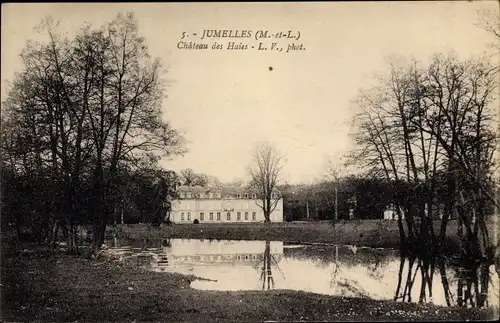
[169, 185, 284, 223]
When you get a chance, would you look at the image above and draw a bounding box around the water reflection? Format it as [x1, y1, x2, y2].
[391, 252, 498, 309]
[257, 240, 282, 290]
[400, 256, 496, 308]
[103, 238, 499, 309]
[453, 262, 491, 308]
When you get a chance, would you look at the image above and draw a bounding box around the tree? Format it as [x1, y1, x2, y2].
[324, 158, 351, 223]
[247, 141, 284, 223]
[180, 168, 197, 186]
[1, 12, 186, 256]
[206, 175, 224, 189]
[121, 167, 180, 225]
[476, 7, 500, 56]
[349, 52, 499, 303]
[84, 13, 185, 253]
[179, 168, 212, 187]
[477, 6, 500, 267]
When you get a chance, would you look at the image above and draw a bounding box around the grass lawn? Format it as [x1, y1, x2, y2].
[115, 220, 459, 250]
[1, 244, 496, 322]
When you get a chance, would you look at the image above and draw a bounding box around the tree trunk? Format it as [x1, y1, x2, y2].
[51, 221, 59, 250]
[438, 257, 452, 307]
[67, 222, 75, 254]
[394, 256, 406, 300]
[262, 240, 273, 290]
[264, 208, 271, 223]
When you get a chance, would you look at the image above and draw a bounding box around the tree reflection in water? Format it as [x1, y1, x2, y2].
[329, 245, 340, 289]
[393, 253, 493, 308]
[329, 245, 369, 298]
[367, 249, 386, 280]
[253, 240, 284, 290]
[393, 254, 436, 304]
[453, 259, 492, 308]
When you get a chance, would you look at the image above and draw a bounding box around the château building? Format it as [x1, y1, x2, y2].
[168, 185, 284, 223]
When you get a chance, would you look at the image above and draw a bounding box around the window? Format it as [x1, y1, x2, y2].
[217, 212, 221, 221]
[244, 193, 248, 198]
[227, 212, 231, 220]
[252, 193, 257, 199]
[181, 212, 185, 221]
[180, 192, 185, 198]
[252, 212, 256, 221]
[200, 212, 204, 221]
[209, 212, 214, 221]
[244, 212, 249, 220]
[236, 193, 241, 198]
[237, 212, 241, 220]
[187, 212, 191, 221]
[186, 192, 192, 198]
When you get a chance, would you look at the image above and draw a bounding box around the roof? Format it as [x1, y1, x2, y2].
[177, 185, 216, 193]
[176, 184, 281, 199]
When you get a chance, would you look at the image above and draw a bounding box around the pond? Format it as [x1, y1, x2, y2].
[103, 237, 499, 309]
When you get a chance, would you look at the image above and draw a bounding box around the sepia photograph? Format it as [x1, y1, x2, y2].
[1, 1, 499, 322]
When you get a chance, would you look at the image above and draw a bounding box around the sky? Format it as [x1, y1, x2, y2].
[2, 2, 498, 184]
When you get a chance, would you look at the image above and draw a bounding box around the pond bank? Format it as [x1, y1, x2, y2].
[113, 220, 459, 251]
[2, 244, 495, 322]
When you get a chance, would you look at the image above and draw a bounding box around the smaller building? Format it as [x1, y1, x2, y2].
[383, 204, 405, 220]
[383, 203, 446, 220]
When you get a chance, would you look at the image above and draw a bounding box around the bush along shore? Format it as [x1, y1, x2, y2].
[2, 239, 497, 322]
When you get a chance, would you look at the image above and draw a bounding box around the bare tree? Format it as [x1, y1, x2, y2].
[324, 157, 354, 222]
[349, 52, 499, 306]
[179, 168, 197, 186]
[247, 141, 284, 223]
[476, 7, 500, 56]
[206, 175, 224, 189]
[179, 168, 213, 187]
[2, 12, 186, 256]
[476, 6, 500, 268]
